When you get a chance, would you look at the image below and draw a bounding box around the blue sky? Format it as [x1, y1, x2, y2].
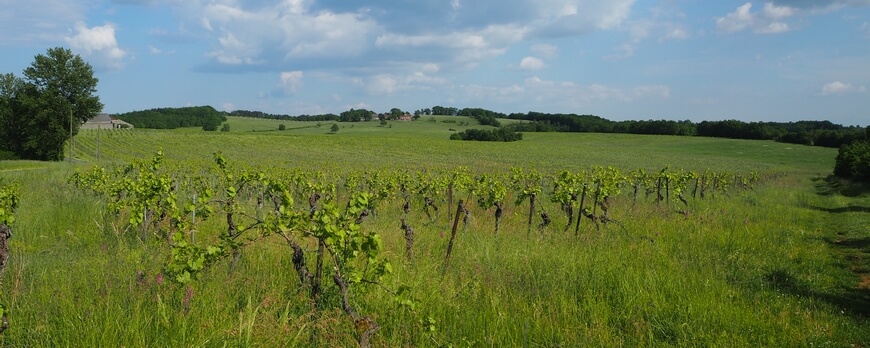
[1, 0, 869, 125]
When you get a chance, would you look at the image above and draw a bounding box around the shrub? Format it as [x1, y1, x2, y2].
[449, 128, 522, 142]
[834, 140, 870, 182]
[278, 124, 286, 131]
[220, 124, 230, 132]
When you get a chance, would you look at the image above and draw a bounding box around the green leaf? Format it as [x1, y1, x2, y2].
[175, 271, 192, 284]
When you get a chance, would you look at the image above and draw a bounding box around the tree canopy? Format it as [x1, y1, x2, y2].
[114, 106, 226, 129]
[0, 47, 102, 161]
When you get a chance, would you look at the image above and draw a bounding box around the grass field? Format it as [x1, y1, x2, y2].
[0, 119, 867, 347]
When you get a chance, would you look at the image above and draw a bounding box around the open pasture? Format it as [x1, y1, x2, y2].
[0, 122, 867, 347]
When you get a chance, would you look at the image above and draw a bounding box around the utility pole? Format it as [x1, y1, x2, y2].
[97, 122, 101, 164]
[69, 108, 73, 163]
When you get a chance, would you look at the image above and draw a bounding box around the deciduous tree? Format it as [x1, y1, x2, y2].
[0, 47, 102, 161]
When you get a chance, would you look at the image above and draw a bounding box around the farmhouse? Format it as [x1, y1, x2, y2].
[81, 113, 134, 129]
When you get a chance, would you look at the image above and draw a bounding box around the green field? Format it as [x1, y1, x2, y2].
[0, 119, 867, 347]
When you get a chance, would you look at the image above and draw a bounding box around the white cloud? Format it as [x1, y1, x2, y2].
[757, 21, 791, 34]
[519, 56, 545, 70]
[660, 27, 690, 41]
[148, 45, 175, 55]
[364, 70, 448, 95]
[763, 2, 796, 18]
[715, 2, 796, 34]
[421, 63, 440, 74]
[716, 3, 757, 33]
[200, 17, 213, 31]
[64, 22, 127, 69]
[530, 43, 558, 58]
[280, 71, 303, 92]
[375, 24, 528, 67]
[198, 1, 379, 67]
[606, 19, 653, 60]
[821, 81, 866, 95]
[530, 0, 635, 37]
[769, 0, 870, 11]
[0, 0, 90, 44]
[459, 76, 670, 106]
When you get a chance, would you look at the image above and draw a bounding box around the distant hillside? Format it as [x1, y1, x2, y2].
[114, 106, 227, 129]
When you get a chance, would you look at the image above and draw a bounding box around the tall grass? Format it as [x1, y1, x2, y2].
[0, 129, 866, 346]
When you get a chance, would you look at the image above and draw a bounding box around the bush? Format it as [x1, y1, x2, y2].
[0, 150, 17, 161]
[834, 140, 870, 182]
[220, 124, 230, 132]
[449, 128, 522, 142]
[278, 124, 286, 131]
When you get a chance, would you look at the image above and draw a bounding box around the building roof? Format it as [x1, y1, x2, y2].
[87, 113, 113, 123]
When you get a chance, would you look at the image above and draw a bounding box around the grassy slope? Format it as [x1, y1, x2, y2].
[0, 124, 867, 346]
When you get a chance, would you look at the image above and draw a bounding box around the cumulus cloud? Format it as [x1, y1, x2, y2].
[530, 43, 559, 58]
[0, 0, 90, 44]
[280, 71, 303, 92]
[193, 0, 379, 68]
[716, 2, 795, 34]
[519, 56, 545, 70]
[64, 22, 128, 69]
[148, 45, 175, 55]
[375, 24, 527, 68]
[160, 0, 641, 74]
[769, 0, 870, 10]
[458, 76, 670, 107]
[660, 27, 690, 41]
[364, 70, 447, 95]
[820, 81, 866, 95]
[529, 0, 635, 37]
[763, 2, 796, 18]
[608, 13, 690, 60]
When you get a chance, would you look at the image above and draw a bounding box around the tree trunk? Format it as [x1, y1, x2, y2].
[0, 224, 11, 334]
[401, 219, 414, 262]
[494, 202, 503, 235]
[575, 185, 587, 236]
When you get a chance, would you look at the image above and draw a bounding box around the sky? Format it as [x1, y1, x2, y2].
[1, 0, 869, 125]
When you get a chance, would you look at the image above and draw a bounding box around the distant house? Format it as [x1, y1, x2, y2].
[398, 113, 412, 121]
[81, 113, 134, 129]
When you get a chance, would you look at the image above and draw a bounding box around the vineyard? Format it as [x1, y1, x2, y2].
[0, 125, 868, 346]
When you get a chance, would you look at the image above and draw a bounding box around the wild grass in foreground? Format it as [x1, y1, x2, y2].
[0, 129, 865, 347]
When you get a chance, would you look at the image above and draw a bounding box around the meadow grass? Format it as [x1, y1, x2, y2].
[0, 124, 867, 347]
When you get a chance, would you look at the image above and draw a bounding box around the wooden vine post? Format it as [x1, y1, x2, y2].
[443, 200, 465, 276]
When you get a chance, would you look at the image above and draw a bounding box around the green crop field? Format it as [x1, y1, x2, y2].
[0, 120, 867, 347]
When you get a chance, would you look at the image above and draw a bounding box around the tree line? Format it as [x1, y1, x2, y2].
[499, 111, 865, 148]
[114, 106, 227, 130]
[234, 104, 864, 150]
[229, 110, 340, 122]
